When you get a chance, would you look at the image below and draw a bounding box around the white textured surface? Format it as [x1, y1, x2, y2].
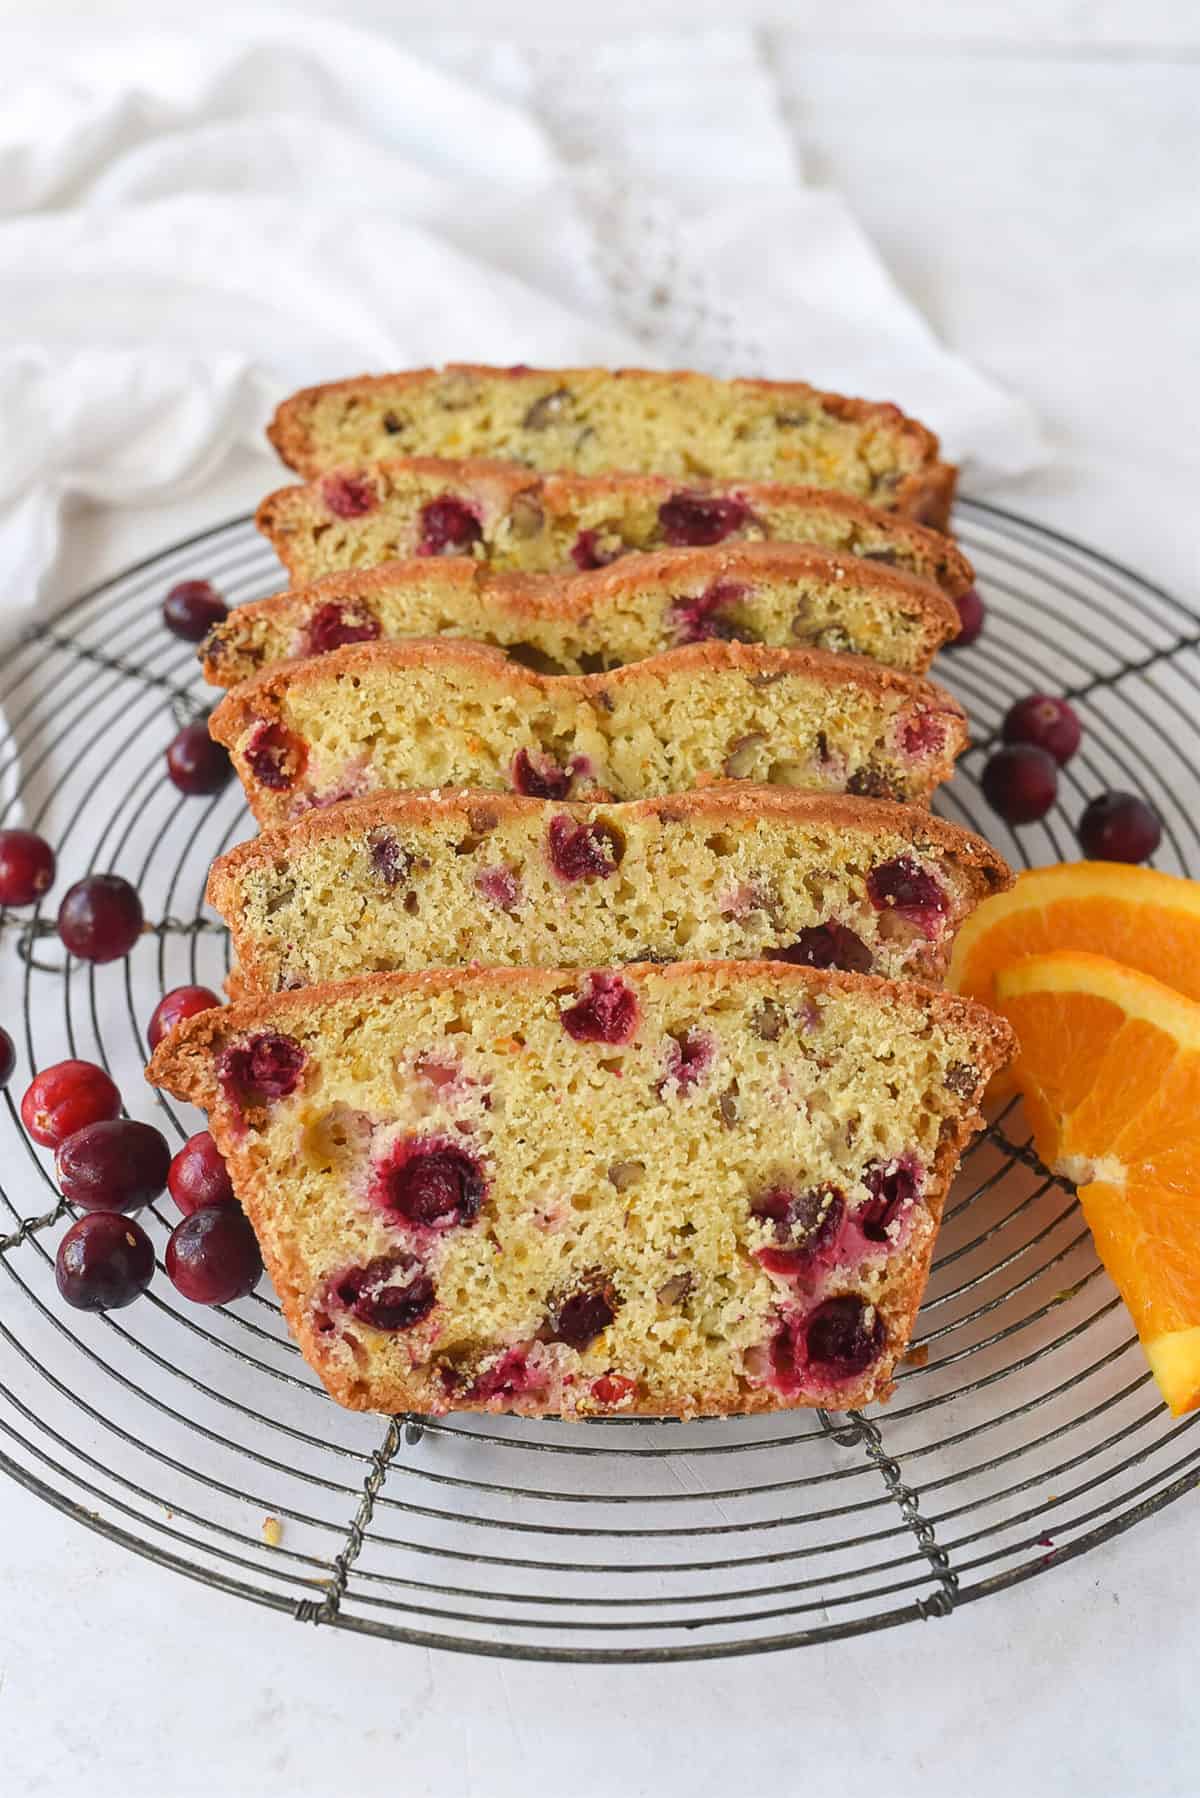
[3, 7, 1199, 1796]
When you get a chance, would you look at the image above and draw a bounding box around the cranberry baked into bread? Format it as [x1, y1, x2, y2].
[209, 789, 1010, 997]
[256, 459, 974, 593]
[208, 639, 968, 827]
[267, 365, 955, 527]
[147, 962, 1012, 1417]
[203, 541, 959, 688]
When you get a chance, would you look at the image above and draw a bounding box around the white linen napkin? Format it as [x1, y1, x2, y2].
[0, 13, 1044, 640]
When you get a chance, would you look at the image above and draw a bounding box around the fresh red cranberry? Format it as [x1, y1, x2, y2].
[244, 721, 306, 791]
[660, 1029, 715, 1093]
[166, 721, 233, 796]
[670, 580, 750, 644]
[866, 857, 949, 939]
[570, 529, 619, 571]
[945, 586, 984, 648]
[476, 866, 522, 911]
[1077, 791, 1162, 863]
[546, 1279, 619, 1349]
[334, 1252, 436, 1331]
[166, 1206, 263, 1305]
[21, 1060, 121, 1148]
[367, 830, 411, 886]
[163, 579, 227, 641]
[560, 972, 639, 1044]
[55, 1212, 155, 1311]
[220, 1033, 306, 1109]
[377, 1137, 485, 1229]
[767, 923, 873, 974]
[168, 1130, 236, 1214]
[1002, 694, 1081, 765]
[900, 711, 948, 759]
[859, 1156, 922, 1241]
[981, 744, 1057, 825]
[0, 1027, 14, 1088]
[416, 495, 482, 556]
[546, 815, 622, 882]
[322, 474, 377, 518]
[56, 1118, 172, 1213]
[147, 984, 221, 1051]
[0, 829, 55, 906]
[658, 492, 752, 547]
[590, 1372, 636, 1405]
[512, 748, 572, 799]
[57, 873, 143, 961]
[307, 601, 381, 655]
[752, 1185, 845, 1260]
[804, 1295, 886, 1376]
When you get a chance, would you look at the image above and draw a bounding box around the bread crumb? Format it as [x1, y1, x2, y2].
[903, 1342, 929, 1368]
[262, 1515, 284, 1547]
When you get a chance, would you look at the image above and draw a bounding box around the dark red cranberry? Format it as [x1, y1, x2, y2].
[147, 984, 221, 1051]
[220, 1033, 306, 1108]
[334, 1252, 436, 1331]
[57, 873, 143, 961]
[768, 923, 873, 974]
[56, 1212, 154, 1311]
[751, 1185, 845, 1258]
[1002, 693, 1081, 765]
[0, 828, 55, 906]
[0, 1027, 14, 1088]
[658, 492, 752, 547]
[166, 720, 232, 797]
[56, 1118, 172, 1213]
[416, 495, 482, 556]
[378, 1138, 484, 1229]
[570, 529, 619, 571]
[981, 744, 1057, 825]
[591, 1373, 636, 1405]
[163, 579, 227, 641]
[901, 711, 948, 759]
[512, 748, 572, 799]
[660, 1029, 714, 1093]
[546, 815, 622, 882]
[21, 1060, 121, 1148]
[670, 580, 750, 644]
[859, 1156, 921, 1241]
[367, 830, 411, 887]
[166, 1206, 263, 1305]
[467, 1345, 537, 1401]
[168, 1130, 236, 1214]
[560, 973, 639, 1044]
[546, 1280, 619, 1349]
[945, 586, 984, 648]
[476, 866, 521, 911]
[321, 474, 377, 519]
[805, 1295, 886, 1376]
[307, 601, 381, 655]
[866, 857, 949, 939]
[1077, 791, 1162, 864]
[244, 721, 306, 791]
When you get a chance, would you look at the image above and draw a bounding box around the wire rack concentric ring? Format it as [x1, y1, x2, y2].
[1, 499, 1198, 1662]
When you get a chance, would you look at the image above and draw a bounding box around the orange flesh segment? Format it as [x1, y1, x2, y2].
[993, 951, 1200, 1415]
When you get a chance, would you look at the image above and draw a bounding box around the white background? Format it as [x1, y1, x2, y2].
[3, 4, 1199, 1795]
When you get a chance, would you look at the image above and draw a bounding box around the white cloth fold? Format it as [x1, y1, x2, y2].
[0, 12, 1045, 639]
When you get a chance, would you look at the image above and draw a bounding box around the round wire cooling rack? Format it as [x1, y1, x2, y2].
[1, 497, 1199, 1664]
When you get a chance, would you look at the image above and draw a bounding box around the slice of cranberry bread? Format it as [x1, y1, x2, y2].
[256, 458, 974, 592]
[209, 789, 1010, 997]
[207, 639, 968, 828]
[267, 365, 955, 526]
[147, 962, 1012, 1417]
[203, 541, 960, 688]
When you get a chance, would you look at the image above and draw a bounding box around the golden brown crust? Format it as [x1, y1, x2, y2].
[206, 785, 1011, 909]
[265, 365, 954, 527]
[201, 539, 961, 687]
[146, 961, 1013, 1417]
[255, 456, 971, 591]
[208, 636, 967, 749]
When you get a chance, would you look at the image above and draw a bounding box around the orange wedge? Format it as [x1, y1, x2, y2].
[993, 950, 1200, 1414]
